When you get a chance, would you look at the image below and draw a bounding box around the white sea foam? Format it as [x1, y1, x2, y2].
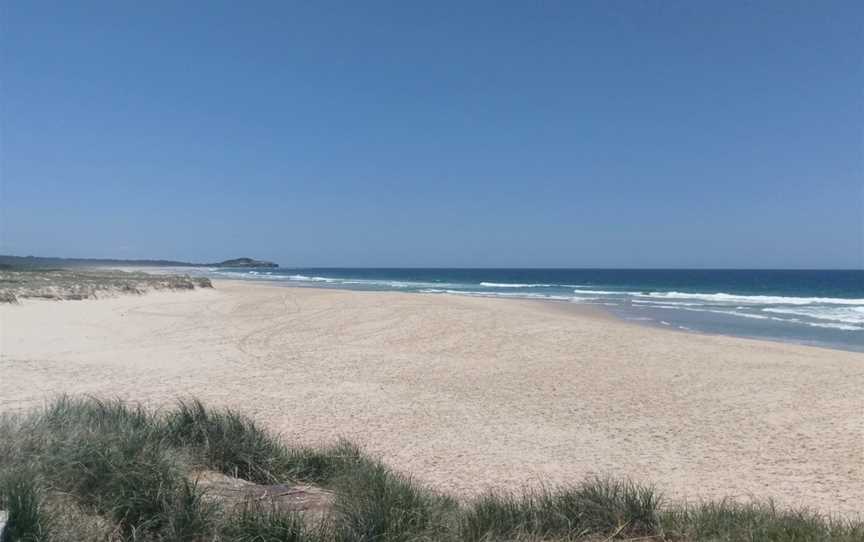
[571, 288, 864, 309]
[571, 289, 638, 295]
[709, 310, 770, 320]
[480, 282, 552, 288]
[480, 282, 592, 288]
[803, 322, 864, 331]
[290, 277, 467, 289]
[643, 291, 864, 306]
[631, 299, 703, 307]
[763, 306, 864, 325]
[287, 274, 338, 283]
[419, 289, 577, 301]
[459, 291, 574, 301]
[675, 307, 772, 320]
[211, 271, 287, 281]
[641, 304, 863, 330]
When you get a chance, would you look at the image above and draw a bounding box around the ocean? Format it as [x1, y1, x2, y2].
[206, 268, 864, 353]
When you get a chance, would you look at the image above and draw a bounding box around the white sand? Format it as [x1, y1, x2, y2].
[1, 280, 862, 515]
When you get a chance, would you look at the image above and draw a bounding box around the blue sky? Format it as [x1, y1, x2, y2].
[1, 1, 862, 268]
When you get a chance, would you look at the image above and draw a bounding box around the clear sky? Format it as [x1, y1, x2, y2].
[1, 1, 862, 268]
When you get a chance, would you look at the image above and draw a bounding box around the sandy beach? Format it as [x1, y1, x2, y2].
[1, 280, 862, 515]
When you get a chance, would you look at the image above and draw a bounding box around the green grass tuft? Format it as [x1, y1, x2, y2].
[332, 451, 457, 541]
[661, 499, 864, 542]
[165, 399, 290, 483]
[160, 480, 220, 541]
[2, 396, 217, 540]
[222, 501, 330, 542]
[460, 477, 660, 541]
[164, 399, 346, 484]
[0, 472, 51, 542]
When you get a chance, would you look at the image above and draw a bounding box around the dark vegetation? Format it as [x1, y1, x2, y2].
[215, 258, 278, 268]
[1, 398, 861, 541]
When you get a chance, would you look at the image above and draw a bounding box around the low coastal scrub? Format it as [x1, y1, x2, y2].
[1, 398, 860, 541]
[0, 268, 212, 303]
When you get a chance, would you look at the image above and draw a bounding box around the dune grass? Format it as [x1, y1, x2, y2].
[460, 479, 661, 541]
[164, 399, 343, 485]
[0, 397, 861, 541]
[0, 268, 212, 303]
[0, 473, 53, 542]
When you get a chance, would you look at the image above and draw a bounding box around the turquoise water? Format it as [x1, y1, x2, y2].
[207, 268, 864, 352]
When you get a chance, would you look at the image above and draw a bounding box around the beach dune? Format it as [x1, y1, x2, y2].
[1, 280, 862, 515]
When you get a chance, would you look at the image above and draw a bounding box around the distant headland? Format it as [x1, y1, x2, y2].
[0, 254, 278, 269]
[214, 257, 279, 268]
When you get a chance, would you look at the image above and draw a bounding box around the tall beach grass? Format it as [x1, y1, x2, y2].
[1, 397, 860, 541]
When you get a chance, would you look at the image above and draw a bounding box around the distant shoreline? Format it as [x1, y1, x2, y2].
[253, 280, 864, 355]
[27, 269, 864, 355]
[91, 268, 864, 354]
[3, 262, 863, 353]
[0, 254, 278, 269]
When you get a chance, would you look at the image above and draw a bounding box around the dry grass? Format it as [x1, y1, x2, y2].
[0, 268, 212, 303]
